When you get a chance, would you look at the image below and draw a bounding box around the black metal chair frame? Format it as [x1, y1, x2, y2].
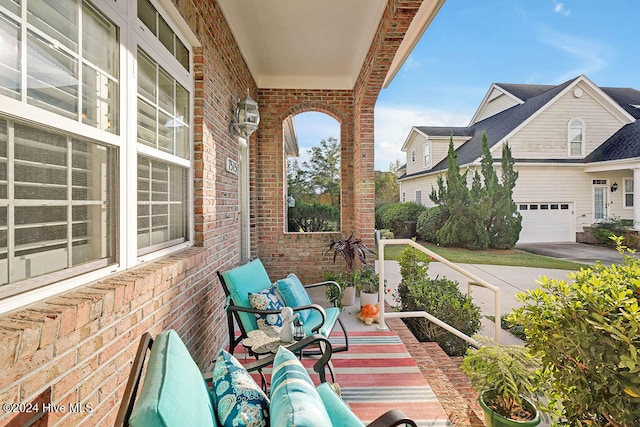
[217, 268, 349, 355]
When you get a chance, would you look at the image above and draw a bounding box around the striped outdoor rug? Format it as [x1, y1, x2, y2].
[236, 330, 452, 426]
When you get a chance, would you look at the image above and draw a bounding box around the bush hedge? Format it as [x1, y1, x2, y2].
[376, 202, 426, 237]
[395, 247, 481, 356]
[416, 205, 448, 242]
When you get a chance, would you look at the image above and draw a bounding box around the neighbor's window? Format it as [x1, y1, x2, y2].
[416, 190, 422, 205]
[568, 118, 584, 157]
[410, 149, 416, 163]
[423, 141, 430, 168]
[285, 112, 341, 233]
[624, 178, 634, 208]
[0, 0, 193, 301]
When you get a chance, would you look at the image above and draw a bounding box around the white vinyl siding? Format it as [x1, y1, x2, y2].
[507, 84, 626, 159]
[474, 91, 520, 123]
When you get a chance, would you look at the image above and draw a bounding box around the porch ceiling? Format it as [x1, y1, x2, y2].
[218, 0, 445, 90]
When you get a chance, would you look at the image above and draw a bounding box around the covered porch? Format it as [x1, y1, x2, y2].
[0, 0, 472, 425]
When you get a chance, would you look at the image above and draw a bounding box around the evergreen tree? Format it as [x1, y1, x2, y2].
[434, 138, 489, 250]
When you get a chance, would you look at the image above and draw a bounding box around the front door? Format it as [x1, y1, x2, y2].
[594, 184, 608, 222]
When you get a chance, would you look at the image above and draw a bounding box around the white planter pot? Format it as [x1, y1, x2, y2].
[360, 291, 379, 309]
[342, 286, 356, 306]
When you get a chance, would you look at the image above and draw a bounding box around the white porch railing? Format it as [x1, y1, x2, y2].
[376, 238, 501, 348]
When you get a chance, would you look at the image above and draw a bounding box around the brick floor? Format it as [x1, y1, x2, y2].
[386, 317, 486, 427]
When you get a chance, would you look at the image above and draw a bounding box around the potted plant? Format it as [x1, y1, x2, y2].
[461, 341, 542, 427]
[323, 271, 355, 308]
[352, 265, 381, 308]
[324, 232, 375, 307]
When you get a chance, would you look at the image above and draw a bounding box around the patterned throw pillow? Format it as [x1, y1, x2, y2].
[248, 285, 284, 329]
[212, 350, 269, 427]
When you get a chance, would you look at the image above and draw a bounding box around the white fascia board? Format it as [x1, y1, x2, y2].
[400, 126, 425, 152]
[584, 158, 640, 173]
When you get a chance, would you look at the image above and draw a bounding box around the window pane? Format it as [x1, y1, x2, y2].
[0, 0, 20, 15]
[175, 37, 189, 70]
[137, 98, 156, 146]
[0, 12, 21, 99]
[137, 157, 186, 251]
[82, 64, 118, 133]
[626, 194, 634, 207]
[137, 0, 156, 35]
[158, 110, 173, 153]
[158, 14, 173, 55]
[3, 119, 116, 285]
[27, 30, 78, 118]
[27, 0, 78, 52]
[82, 2, 118, 77]
[158, 68, 173, 114]
[137, 50, 156, 101]
[625, 180, 634, 193]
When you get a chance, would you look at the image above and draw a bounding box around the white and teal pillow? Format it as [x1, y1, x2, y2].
[212, 350, 269, 427]
[270, 346, 331, 427]
[248, 285, 284, 328]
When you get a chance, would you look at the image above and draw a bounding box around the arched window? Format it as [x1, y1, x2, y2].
[568, 118, 584, 157]
[285, 112, 341, 233]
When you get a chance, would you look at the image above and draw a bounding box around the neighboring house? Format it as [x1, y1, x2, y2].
[398, 75, 640, 243]
[0, 0, 445, 424]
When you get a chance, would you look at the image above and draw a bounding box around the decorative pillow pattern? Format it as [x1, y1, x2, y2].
[212, 350, 269, 427]
[248, 285, 284, 329]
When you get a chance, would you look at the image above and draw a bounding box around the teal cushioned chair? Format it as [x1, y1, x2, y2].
[217, 259, 348, 355]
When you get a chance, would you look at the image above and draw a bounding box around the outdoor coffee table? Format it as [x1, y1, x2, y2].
[242, 326, 297, 355]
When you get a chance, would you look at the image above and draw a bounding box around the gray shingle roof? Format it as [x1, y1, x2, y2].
[585, 120, 640, 162]
[401, 77, 640, 180]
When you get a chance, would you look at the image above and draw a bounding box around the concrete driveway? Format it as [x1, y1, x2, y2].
[515, 242, 624, 266]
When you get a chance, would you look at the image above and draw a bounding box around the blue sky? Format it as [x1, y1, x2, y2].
[294, 0, 640, 171]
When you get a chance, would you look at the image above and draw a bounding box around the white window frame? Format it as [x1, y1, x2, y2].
[410, 149, 416, 163]
[415, 190, 422, 205]
[0, 0, 198, 312]
[593, 180, 608, 222]
[568, 118, 585, 157]
[423, 141, 430, 168]
[624, 178, 634, 209]
[401, 191, 406, 203]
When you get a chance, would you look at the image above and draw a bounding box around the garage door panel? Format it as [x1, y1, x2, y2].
[518, 202, 573, 243]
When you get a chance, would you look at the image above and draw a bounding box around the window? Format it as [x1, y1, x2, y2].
[410, 149, 416, 163]
[624, 178, 634, 208]
[0, 0, 193, 301]
[423, 141, 430, 168]
[416, 190, 422, 205]
[402, 192, 406, 203]
[568, 118, 584, 157]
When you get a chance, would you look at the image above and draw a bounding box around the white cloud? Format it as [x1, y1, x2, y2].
[537, 26, 611, 82]
[553, 2, 571, 16]
[373, 104, 471, 171]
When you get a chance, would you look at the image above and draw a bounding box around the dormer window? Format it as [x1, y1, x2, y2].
[410, 149, 416, 163]
[568, 118, 584, 157]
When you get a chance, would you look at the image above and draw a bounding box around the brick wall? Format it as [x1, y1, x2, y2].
[0, 0, 254, 425]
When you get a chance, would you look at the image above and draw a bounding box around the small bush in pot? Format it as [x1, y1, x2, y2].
[509, 238, 640, 425]
[461, 340, 542, 426]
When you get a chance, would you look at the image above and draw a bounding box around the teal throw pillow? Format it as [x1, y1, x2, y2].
[248, 285, 284, 329]
[270, 346, 331, 427]
[276, 274, 312, 322]
[212, 350, 269, 427]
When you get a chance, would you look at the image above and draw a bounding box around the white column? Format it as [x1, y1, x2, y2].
[634, 168, 640, 229]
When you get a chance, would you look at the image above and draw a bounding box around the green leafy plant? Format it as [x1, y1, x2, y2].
[461, 340, 541, 421]
[352, 265, 385, 294]
[509, 237, 640, 425]
[377, 202, 426, 237]
[395, 247, 482, 356]
[323, 271, 352, 310]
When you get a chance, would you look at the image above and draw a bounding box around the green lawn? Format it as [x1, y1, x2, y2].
[382, 242, 586, 270]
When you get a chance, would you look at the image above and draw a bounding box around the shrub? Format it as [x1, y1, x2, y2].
[416, 205, 448, 242]
[379, 202, 426, 237]
[509, 239, 640, 425]
[591, 216, 635, 246]
[374, 203, 395, 229]
[288, 202, 339, 232]
[396, 247, 482, 356]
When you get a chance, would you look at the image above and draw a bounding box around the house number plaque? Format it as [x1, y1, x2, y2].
[226, 158, 238, 175]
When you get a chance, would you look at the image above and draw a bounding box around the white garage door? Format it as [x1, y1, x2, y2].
[517, 202, 574, 243]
